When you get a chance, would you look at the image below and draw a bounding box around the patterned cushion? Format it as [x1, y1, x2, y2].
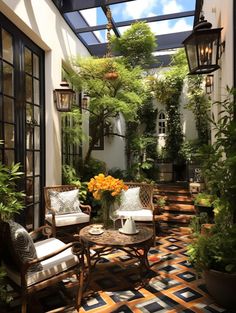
[119, 187, 143, 211]
[9, 221, 43, 272]
[49, 189, 82, 214]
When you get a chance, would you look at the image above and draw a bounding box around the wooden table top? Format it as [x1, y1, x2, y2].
[79, 225, 153, 247]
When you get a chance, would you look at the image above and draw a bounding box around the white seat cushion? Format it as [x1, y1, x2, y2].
[5, 238, 78, 287]
[116, 209, 153, 221]
[45, 212, 90, 227]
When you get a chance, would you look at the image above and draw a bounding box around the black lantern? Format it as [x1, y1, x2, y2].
[205, 74, 213, 94]
[81, 94, 89, 109]
[183, 15, 223, 75]
[54, 82, 75, 112]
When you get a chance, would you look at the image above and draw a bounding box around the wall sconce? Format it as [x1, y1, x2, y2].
[81, 94, 89, 109]
[182, 15, 223, 75]
[205, 74, 213, 94]
[54, 81, 75, 112]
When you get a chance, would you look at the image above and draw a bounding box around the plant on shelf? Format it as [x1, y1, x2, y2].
[187, 87, 236, 309]
[87, 173, 128, 228]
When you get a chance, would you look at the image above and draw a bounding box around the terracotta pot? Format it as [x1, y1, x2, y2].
[104, 71, 118, 80]
[204, 269, 236, 309]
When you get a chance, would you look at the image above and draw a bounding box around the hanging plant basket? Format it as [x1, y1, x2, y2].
[104, 71, 119, 80]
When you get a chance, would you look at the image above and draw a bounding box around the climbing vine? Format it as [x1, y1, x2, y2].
[151, 49, 187, 162]
[186, 75, 211, 145]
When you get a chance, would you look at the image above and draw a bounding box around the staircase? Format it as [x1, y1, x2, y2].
[153, 182, 196, 233]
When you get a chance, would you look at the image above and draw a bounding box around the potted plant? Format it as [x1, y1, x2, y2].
[0, 160, 24, 309]
[187, 87, 236, 309]
[193, 192, 216, 222]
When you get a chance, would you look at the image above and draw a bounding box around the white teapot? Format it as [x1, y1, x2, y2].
[121, 217, 137, 234]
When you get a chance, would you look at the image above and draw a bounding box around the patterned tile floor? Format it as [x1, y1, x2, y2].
[75, 231, 234, 313]
[9, 231, 236, 313]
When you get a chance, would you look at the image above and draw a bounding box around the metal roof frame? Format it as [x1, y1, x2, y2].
[52, 0, 196, 64]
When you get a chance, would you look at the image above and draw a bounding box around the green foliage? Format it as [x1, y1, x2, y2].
[188, 223, 236, 274]
[62, 108, 85, 146]
[0, 267, 12, 304]
[111, 22, 156, 68]
[187, 87, 236, 275]
[0, 162, 25, 221]
[194, 193, 216, 207]
[64, 56, 147, 164]
[198, 87, 236, 218]
[150, 49, 187, 162]
[186, 75, 210, 145]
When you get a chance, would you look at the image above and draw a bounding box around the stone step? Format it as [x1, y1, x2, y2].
[165, 195, 194, 203]
[155, 188, 191, 196]
[162, 203, 195, 214]
[155, 212, 194, 224]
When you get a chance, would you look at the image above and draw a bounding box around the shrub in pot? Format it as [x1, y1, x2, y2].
[193, 192, 216, 222]
[188, 204, 236, 309]
[188, 88, 236, 309]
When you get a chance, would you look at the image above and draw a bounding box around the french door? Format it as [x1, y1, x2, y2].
[0, 13, 45, 230]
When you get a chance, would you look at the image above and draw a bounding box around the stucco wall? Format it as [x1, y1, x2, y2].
[202, 0, 233, 143]
[0, 0, 91, 185]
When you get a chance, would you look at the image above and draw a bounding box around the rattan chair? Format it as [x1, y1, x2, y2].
[0, 222, 85, 313]
[116, 182, 156, 244]
[44, 185, 91, 237]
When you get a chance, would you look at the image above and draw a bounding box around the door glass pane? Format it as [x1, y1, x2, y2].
[4, 150, 14, 166]
[3, 62, 13, 96]
[33, 54, 39, 78]
[24, 47, 32, 74]
[26, 103, 33, 123]
[34, 177, 40, 202]
[26, 125, 34, 149]
[26, 178, 33, 204]
[34, 79, 39, 105]
[26, 152, 33, 175]
[34, 106, 40, 125]
[25, 74, 32, 102]
[35, 152, 40, 175]
[4, 124, 14, 148]
[3, 96, 14, 123]
[34, 126, 40, 149]
[34, 203, 40, 229]
[2, 29, 13, 63]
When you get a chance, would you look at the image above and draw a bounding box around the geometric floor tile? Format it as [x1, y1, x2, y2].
[173, 286, 203, 303]
[7, 229, 231, 313]
[176, 271, 197, 282]
[136, 294, 178, 312]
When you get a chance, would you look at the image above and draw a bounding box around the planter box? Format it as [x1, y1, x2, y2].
[205, 269, 236, 309]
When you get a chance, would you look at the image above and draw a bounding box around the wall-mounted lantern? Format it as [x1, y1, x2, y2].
[183, 15, 224, 75]
[205, 74, 214, 94]
[81, 94, 89, 109]
[54, 81, 75, 112]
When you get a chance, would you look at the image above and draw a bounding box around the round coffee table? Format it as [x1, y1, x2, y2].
[79, 225, 153, 277]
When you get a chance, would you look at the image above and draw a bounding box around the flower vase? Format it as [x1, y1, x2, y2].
[101, 194, 116, 229]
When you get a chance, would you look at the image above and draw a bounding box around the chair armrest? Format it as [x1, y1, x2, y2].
[22, 241, 83, 272]
[80, 204, 92, 215]
[29, 225, 53, 240]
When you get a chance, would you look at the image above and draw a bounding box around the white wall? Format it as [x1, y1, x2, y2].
[91, 114, 126, 171]
[202, 0, 234, 143]
[0, 0, 91, 184]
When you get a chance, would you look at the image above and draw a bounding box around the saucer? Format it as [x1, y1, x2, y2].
[118, 228, 139, 235]
[89, 229, 104, 235]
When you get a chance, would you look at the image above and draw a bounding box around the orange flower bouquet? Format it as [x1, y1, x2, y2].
[88, 173, 128, 227]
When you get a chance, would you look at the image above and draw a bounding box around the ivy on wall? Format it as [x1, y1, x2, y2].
[186, 75, 211, 145]
[150, 49, 187, 163]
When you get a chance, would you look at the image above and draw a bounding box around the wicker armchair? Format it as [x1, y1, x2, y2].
[44, 185, 91, 237]
[0, 222, 85, 313]
[116, 182, 156, 244]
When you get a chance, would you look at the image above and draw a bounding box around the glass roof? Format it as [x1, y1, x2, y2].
[53, 0, 197, 62]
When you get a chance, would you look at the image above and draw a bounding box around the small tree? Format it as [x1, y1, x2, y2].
[112, 21, 157, 68]
[65, 57, 147, 167]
